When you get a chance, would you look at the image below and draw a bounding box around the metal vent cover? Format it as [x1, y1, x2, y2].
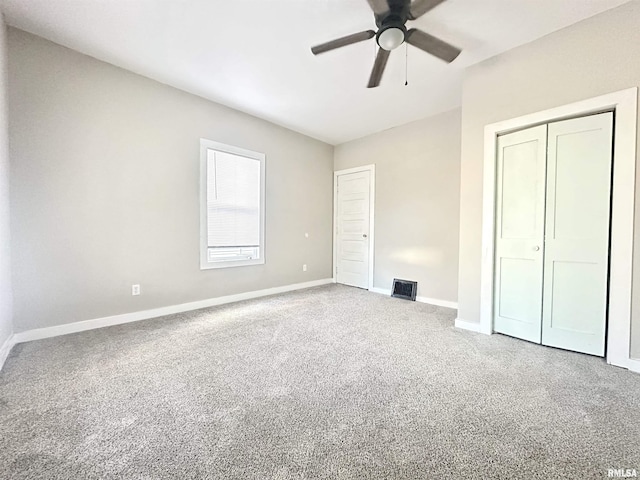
[391, 279, 417, 301]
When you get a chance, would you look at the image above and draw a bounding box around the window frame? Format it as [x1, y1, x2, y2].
[199, 139, 266, 270]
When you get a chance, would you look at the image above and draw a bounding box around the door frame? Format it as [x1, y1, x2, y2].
[479, 88, 638, 370]
[333, 165, 376, 290]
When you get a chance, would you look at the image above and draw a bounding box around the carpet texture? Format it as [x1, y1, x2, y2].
[1, 284, 639, 479]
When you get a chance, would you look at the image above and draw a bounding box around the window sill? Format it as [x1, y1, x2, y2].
[200, 258, 265, 270]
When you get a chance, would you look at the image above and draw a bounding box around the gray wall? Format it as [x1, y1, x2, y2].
[334, 109, 461, 303]
[8, 28, 334, 332]
[457, 1, 640, 357]
[0, 17, 12, 347]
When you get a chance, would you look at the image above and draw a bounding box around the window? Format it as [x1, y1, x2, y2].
[200, 139, 265, 269]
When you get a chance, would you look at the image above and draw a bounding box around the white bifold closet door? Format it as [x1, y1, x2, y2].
[541, 113, 613, 356]
[494, 112, 613, 356]
[494, 125, 548, 344]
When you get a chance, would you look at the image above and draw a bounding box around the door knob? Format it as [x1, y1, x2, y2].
[363, 234, 368, 238]
[533, 245, 540, 251]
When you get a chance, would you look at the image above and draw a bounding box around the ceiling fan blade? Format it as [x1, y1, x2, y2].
[406, 28, 461, 63]
[408, 0, 447, 19]
[367, 48, 391, 88]
[366, 0, 390, 16]
[311, 30, 376, 55]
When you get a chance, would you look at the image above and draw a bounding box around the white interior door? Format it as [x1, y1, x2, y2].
[493, 125, 547, 343]
[541, 113, 613, 356]
[336, 170, 370, 289]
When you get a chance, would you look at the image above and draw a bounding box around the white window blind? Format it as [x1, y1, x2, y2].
[206, 150, 260, 248]
[200, 139, 265, 269]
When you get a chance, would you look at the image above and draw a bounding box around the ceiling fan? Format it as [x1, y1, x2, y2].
[310, 0, 461, 88]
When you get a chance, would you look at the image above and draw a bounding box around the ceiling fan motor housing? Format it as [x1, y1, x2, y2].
[374, 0, 412, 26]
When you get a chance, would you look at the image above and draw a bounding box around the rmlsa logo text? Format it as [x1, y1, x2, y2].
[608, 469, 638, 478]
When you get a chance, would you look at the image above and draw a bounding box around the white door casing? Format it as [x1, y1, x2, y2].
[493, 125, 547, 343]
[541, 113, 613, 356]
[335, 169, 372, 289]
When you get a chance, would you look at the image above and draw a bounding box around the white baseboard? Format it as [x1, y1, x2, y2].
[370, 287, 391, 297]
[454, 318, 484, 333]
[369, 287, 458, 309]
[0, 333, 16, 372]
[626, 357, 640, 374]
[417, 296, 458, 310]
[13, 278, 334, 345]
[369, 287, 388, 295]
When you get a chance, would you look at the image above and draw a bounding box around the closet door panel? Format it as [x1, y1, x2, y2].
[493, 125, 547, 343]
[541, 112, 613, 356]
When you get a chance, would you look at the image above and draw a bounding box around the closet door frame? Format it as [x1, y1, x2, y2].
[474, 87, 638, 372]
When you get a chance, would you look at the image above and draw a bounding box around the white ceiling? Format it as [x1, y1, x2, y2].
[1, 0, 631, 145]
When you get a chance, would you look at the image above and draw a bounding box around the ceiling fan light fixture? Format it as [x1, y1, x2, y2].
[377, 26, 405, 51]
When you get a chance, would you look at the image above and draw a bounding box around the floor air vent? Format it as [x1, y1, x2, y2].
[391, 279, 417, 301]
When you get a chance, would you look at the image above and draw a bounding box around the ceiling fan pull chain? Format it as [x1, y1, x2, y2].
[405, 42, 409, 86]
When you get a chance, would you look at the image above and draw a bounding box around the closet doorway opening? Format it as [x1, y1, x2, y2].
[479, 88, 638, 370]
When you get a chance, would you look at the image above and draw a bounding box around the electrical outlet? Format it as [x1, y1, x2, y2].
[302, 264, 307, 272]
[132, 284, 141, 296]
